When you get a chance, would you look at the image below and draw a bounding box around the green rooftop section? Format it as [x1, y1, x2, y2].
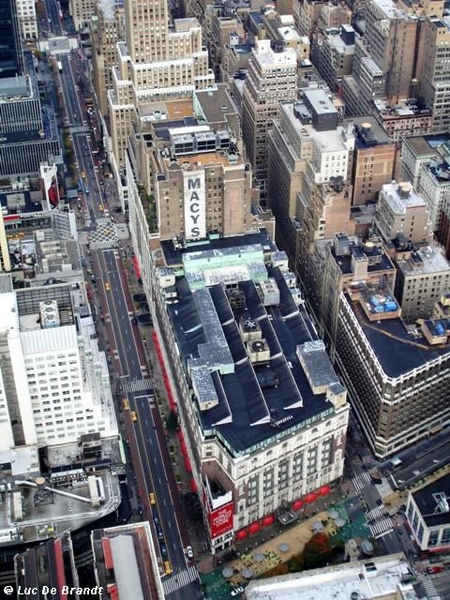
[183, 244, 267, 290]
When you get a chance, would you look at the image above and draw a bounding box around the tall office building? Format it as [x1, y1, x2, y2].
[241, 39, 297, 193]
[0, 53, 62, 177]
[310, 233, 450, 457]
[0, 280, 117, 461]
[69, 0, 96, 30]
[267, 93, 354, 276]
[418, 17, 450, 133]
[108, 0, 214, 170]
[0, 0, 23, 78]
[90, 3, 125, 117]
[375, 181, 433, 246]
[343, 0, 422, 116]
[16, 0, 38, 41]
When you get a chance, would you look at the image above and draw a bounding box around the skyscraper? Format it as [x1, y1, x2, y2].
[108, 0, 214, 170]
[242, 40, 297, 194]
[0, 0, 23, 78]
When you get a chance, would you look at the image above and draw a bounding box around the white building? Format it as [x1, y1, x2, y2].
[417, 161, 450, 232]
[0, 281, 117, 470]
[245, 554, 420, 600]
[406, 474, 450, 552]
[16, 0, 38, 40]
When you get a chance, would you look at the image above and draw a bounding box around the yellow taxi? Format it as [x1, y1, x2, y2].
[131, 411, 138, 422]
[105, 282, 111, 292]
[149, 492, 156, 505]
[122, 398, 129, 411]
[164, 561, 173, 575]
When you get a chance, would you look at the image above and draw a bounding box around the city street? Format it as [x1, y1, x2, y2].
[96, 249, 202, 599]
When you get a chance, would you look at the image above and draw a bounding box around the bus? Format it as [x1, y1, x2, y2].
[78, 179, 84, 194]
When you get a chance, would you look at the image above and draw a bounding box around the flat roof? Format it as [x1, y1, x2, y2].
[281, 102, 348, 153]
[381, 181, 427, 211]
[245, 554, 418, 600]
[195, 84, 238, 124]
[412, 473, 450, 528]
[346, 295, 450, 378]
[161, 228, 277, 267]
[397, 247, 450, 277]
[0, 75, 29, 99]
[168, 261, 338, 454]
[404, 133, 450, 157]
[332, 242, 395, 276]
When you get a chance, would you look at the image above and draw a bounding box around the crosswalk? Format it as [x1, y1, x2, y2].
[351, 472, 393, 498]
[374, 476, 393, 498]
[163, 566, 199, 596]
[366, 505, 388, 521]
[416, 573, 441, 599]
[89, 218, 119, 250]
[122, 378, 153, 393]
[366, 505, 393, 538]
[352, 472, 372, 492]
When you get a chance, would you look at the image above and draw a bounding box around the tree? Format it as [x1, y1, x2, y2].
[302, 533, 332, 570]
[165, 409, 179, 431]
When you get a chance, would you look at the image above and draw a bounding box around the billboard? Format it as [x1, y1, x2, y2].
[183, 170, 206, 240]
[209, 501, 234, 539]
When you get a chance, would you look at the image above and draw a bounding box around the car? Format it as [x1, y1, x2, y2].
[231, 587, 244, 597]
[156, 525, 164, 540]
[371, 477, 382, 485]
[122, 399, 129, 411]
[160, 544, 168, 558]
[149, 492, 156, 505]
[131, 411, 138, 422]
[427, 565, 444, 574]
[186, 546, 194, 559]
[164, 561, 172, 575]
[81, 171, 86, 178]
[105, 282, 111, 291]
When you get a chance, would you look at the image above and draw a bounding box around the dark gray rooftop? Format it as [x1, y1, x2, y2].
[412, 474, 450, 529]
[168, 265, 338, 454]
[347, 296, 450, 378]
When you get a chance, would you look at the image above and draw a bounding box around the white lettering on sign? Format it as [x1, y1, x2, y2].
[210, 505, 233, 537]
[184, 171, 206, 239]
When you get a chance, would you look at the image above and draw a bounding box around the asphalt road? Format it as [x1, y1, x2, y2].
[97, 250, 202, 599]
[44, 0, 62, 36]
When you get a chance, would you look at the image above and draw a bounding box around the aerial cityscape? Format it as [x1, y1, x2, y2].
[0, 0, 449, 598]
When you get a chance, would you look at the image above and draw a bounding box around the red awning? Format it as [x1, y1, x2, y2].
[292, 499, 304, 511]
[248, 522, 262, 534]
[184, 456, 192, 473]
[262, 514, 275, 527]
[132, 256, 142, 280]
[304, 492, 317, 504]
[235, 529, 248, 540]
[318, 485, 331, 496]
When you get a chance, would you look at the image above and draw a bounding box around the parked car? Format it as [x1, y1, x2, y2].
[186, 546, 194, 559]
[231, 587, 244, 597]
